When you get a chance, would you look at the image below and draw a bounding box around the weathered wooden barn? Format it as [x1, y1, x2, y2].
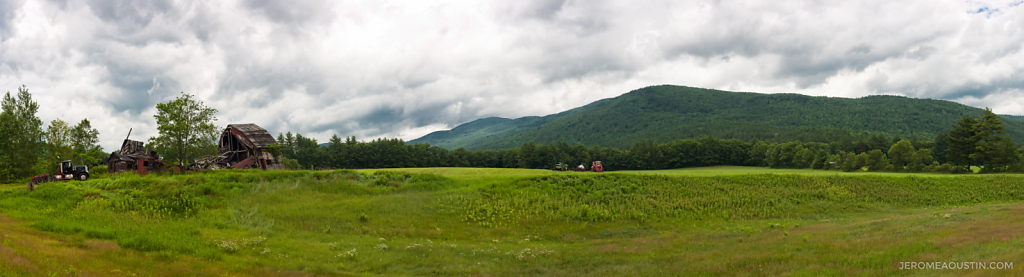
[219, 123, 282, 170]
[101, 139, 165, 174]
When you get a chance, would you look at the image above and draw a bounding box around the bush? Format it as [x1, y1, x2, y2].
[283, 157, 301, 170]
[90, 165, 108, 178]
[1007, 164, 1024, 173]
[949, 166, 970, 174]
[908, 163, 926, 172]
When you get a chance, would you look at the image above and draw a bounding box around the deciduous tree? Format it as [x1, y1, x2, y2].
[887, 140, 915, 169]
[148, 92, 219, 167]
[0, 85, 43, 182]
[71, 118, 103, 165]
[44, 119, 75, 167]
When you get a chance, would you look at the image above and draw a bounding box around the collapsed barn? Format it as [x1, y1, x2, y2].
[101, 139, 165, 174]
[215, 123, 283, 170]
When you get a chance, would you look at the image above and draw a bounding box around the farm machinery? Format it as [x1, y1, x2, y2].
[27, 160, 90, 191]
[552, 162, 587, 172]
[591, 161, 603, 172]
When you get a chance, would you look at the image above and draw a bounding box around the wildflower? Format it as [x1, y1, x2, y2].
[336, 249, 357, 257]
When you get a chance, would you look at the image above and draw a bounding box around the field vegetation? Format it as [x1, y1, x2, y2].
[2, 168, 1024, 276]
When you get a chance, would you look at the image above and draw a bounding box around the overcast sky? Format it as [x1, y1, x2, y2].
[2, 0, 1024, 151]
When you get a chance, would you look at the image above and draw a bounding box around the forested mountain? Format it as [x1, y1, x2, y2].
[410, 85, 1024, 150]
[409, 98, 610, 149]
[1004, 115, 1024, 124]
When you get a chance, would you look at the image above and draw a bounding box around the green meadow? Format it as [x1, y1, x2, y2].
[1, 167, 1023, 276]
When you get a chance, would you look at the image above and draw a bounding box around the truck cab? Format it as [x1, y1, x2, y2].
[58, 160, 89, 181]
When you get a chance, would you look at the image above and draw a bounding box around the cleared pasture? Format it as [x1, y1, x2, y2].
[0, 168, 1021, 276]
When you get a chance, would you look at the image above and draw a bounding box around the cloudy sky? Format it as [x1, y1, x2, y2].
[2, 0, 1023, 151]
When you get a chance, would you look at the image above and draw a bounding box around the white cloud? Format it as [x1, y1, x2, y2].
[1, 0, 1023, 152]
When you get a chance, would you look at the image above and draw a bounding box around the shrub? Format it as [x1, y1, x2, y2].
[90, 165, 108, 178]
[949, 166, 970, 174]
[1007, 164, 1024, 173]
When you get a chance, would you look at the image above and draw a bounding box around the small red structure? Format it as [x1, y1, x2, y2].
[591, 161, 603, 172]
[101, 138, 165, 175]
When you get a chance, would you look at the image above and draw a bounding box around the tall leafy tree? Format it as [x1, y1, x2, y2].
[866, 149, 886, 171]
[887, 140, 915, 168]
[0, 85, 44, 182]
[982, 135, 1019, 172]
[629, 139, 660, 170]
[148, 92, 219, 167]
[946, 115, 978, 168]
[71, 118, 103, 165]
[43, 119, 75, 167]
[517, 141, 538, 169]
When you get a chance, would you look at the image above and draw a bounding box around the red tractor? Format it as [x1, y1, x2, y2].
[591, 161, 604, 173]
[27, 160, 90, 191]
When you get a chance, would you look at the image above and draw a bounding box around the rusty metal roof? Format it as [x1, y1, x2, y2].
[225, 123, 278, 148]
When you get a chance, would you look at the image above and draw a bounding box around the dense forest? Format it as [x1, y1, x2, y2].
[411, 85, 1024, 150]
[280, 108, 1022, 173]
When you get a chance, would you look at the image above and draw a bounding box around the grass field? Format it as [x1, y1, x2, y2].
[1, 167, 1023, 276]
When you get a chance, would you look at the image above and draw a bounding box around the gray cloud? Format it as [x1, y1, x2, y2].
[2, 0, 1024, 151]
[0, 0, 26, 41]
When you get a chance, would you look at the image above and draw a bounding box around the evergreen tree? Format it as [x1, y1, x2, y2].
[946, 115, 978, 168]
[971, 109, 1007, 171]
[931, 131, 949, 164]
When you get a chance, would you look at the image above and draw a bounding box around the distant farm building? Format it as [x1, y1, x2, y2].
[101, 139, 165, 174]
[218, 123, 283, 170]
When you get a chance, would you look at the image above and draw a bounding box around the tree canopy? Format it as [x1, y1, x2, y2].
[148, 92, 219, 167]
[0, 85, 43, 182]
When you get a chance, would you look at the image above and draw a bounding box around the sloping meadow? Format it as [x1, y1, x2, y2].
[442, 173, 1024, 225]
[1, 170, 1023, 274]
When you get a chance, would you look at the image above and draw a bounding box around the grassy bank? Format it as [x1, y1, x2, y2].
[1, 168, 1023, 276]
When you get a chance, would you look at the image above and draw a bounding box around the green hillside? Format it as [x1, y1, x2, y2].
[409, 98, 610, 149]
[411, 85, 1024, 150]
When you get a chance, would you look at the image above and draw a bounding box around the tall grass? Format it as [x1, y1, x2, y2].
[441, 174, 1024, 223]
[1, 169, 1023, 275]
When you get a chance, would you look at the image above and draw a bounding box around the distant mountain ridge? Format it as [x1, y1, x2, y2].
[409, 85, 1024, 150]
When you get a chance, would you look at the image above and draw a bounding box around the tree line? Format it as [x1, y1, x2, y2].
[4, 84, 1022, 184]
[277, 109, 1022, 173]
[0, 86, 104, 183]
